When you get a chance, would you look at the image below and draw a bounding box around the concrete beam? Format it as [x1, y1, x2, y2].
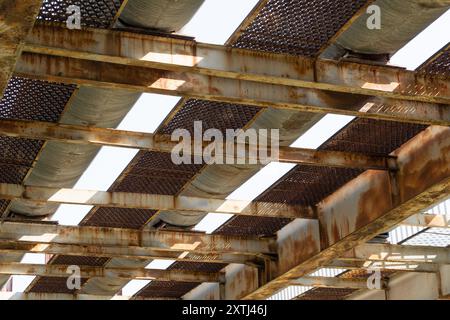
[0, 221, 276, 254]
[291, 276, 378, 290]
[0, 0, 42, 97]
[0, 240, 262, 266]
[0, 183, 314, 219]
[244, 126, 450, 299]
[0, 119, 395, 170]
[343, 244, 450, 265]
[401, 213, 449, 228]
[25, 23, 450, 105]
[0, 263, 224, 283]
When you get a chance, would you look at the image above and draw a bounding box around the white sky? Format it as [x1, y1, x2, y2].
[8, 3, 450, 295]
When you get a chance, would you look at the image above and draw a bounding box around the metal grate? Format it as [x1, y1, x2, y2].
[28, 276, 88, 294]
[168, 261, 227, 273]
[81, 207, 157, 229]
[257, 119, 426, 205]
[295, 287, 357, 300]
[135, 281, 199, 299]
[109, 151, 204, 195]
[214, 216, 292, 237]
[233, 0, 369, 56]
[51, 255, 109, 266]
[0, 77, 75, 123]
[37, 0, 123, 29]
[159, 99, 261, 136]
[419, 46, 450, 78]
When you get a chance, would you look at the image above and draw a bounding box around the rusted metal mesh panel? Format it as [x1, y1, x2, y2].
[0, 199, 10, 216]
[295, 287, 356, 300]
[168, 261, 227, 273]
[256, 119, 426, 205]
[0, 77, 75, 184]
[51, 255, 109, 266]
[159, 99, 261, 136]
[135, 281, 199, 299]
[0, 77, 76, 122]
[0, 137, 44, 184]
[214, 215, 292, 237]
[233, 0, 369, 56]
[419, 46, 450, 78]
[37, 0, 123, 29]
[28, 277, 88, 294]
[81, 207, 157, 229]
[108, 151, 204, 195]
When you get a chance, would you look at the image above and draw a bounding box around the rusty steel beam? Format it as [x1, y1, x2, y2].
[0, 221, 276, 254]
[244, 126, 450, 299]
[342, 244, 450, 265]
[401, 213, 449, 228]
[0, 292, 176, 300]
[328, 260, 441, 273]
[24, 23, 450, 106]
[15, 52, 449, 126]
[291, 276, 380, 290]
[0, 183, 314, 219]
[0, 240, 262, 266]
[0, 0, 43, 98]
[0, 119, 396, 170]
[0, 262, 224, 283]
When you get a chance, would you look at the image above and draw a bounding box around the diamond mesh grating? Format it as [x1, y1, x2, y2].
[214, 215, 292, 237]
[233, 0, 369, 56]
[51, 255, 109, 266]
[0, 77, 76, 122]
[28, 276, 89, 294]
[135, 281, 199, 299]
[159, 99, 261, 136]
[168, 261, 227, 273]
[295, 287, 357, 300]
[37, 0, 123, 29]
[419, 47, 450, 78]
[256, 119, 426, 205]
[81, 207, 157, 229]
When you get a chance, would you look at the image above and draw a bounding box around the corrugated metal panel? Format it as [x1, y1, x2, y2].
[233, 0, 369, 56]
[37, 0, 123, 29]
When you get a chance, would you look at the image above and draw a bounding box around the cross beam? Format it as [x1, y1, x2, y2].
[0, 221, 276, 254]
[0, 183, 314, 219]
[343, 244, 450, 265]
[291, 276, 382, 290]
[0, 119, 395, 170]
[0, 262, 225, 283]
[328, 260, 442, 273]
[244, 126, 450, 299]
[0, 240, 262, 266]
[14, 25, 450, 126]
[0, 0, 43, 97]
[0, 292, 176, 300]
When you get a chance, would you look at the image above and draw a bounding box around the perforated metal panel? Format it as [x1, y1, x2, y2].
[37, 0, 123, 29]
[233, 0, 369, 56]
